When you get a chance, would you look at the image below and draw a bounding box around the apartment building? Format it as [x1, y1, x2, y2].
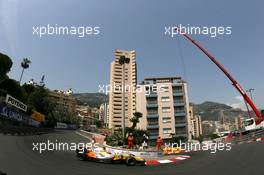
[189, 106, 202, 138]
[49, 90, 76, 113]
[108, 50, 137, 130]
[202, 120, 215, 136]
[136, 77, 192, 145]
[76, 105, 101, 130]
[99, 103, 109, 128]
[235, 116, 244, 130]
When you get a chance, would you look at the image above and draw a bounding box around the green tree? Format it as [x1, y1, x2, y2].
[196, 135, 204, 143]
[170, 134, 187, 144]
[95, 120, 102, 128]
[209, 133, 219, 140]
[130, 112, 142, 130]
[0, 79, 24, 101]
[27, 87, 47, 113]
[105, 131, 124, 146]
[0, 52, 13, 84]
[21, 84, 36, 100]
[52, 105, 80, 125]
[19, 58, 31, 84]
[27, 87, 56, 127]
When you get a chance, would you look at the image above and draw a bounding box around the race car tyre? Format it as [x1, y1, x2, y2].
[96, 158, 112, 164]
[140, 161, 146, 166]
[0, 171, 7, 175]
[76, 149, 80, 154]
[78, 154, 86, 161]
[125, 157, 137, 166]
[112, 159, 122, 164]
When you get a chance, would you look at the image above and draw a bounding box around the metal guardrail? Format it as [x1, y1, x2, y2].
[78, 130, 106, 145]
[0, 123, 54, 136]
[252, 128, 264, 136]
[225, 129, 264, 144]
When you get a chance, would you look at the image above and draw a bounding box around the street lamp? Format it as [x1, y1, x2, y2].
[246, 88, 255, 101]
[119, 55, 130, 140]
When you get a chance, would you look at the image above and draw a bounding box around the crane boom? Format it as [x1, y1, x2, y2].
[176, 28, 264, 121]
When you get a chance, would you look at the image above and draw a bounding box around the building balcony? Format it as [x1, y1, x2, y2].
[148, 123, 159, 126]
[146, 93, 157, 98]
[146, 114, 159, 118]
[147, 125, 159, 129]
[172, 83, 183, 87]
[146, 103, 158, 108]
[175, 119, 186, 123]
[173, 102, 185, 107]
[175, 123, 186, 127]
[174, 111, 186, 117]
[175, 133, 187, 137]
[149, 135, 159, 140]
[173, 92, 184, 96]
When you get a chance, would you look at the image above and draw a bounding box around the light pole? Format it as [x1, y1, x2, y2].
[246, 88, 255, 101]
[119, 55, 130, 140]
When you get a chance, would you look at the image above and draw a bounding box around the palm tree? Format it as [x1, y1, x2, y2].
[130, 112, 143, 130]
[19, 58, 31, 84]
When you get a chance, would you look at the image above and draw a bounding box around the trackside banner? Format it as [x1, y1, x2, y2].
[5, 94, 28, 112]
[0, 102, 40, 127]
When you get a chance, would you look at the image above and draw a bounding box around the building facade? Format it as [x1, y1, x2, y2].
[136, 77, 192, 144]
[49, 90, 76, 113]
[99, 103, 109, 128]
[189, 106, 202, 138]
[76, 105, 101, 131]
[108, 50, 137, 130]
[235, 116, 245, 130]
[202, 120, 215, 136]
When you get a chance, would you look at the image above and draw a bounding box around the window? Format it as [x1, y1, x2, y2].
[161, 96, 170, 102]
[148, 119, 159, 125]
[174, 96, 184, 103]
[145, 86, 150, 91]
[163, 128, 172, 134]
[160, 85, 169, 92]
[147, 109, 158, 115]
[175, 127, 186, 135]
[162, 107, 170, 113]
[147, 99, 157, 104]
[174, 106, 185, 113]
[173, 86, 183, 93]
[162, 117, 171, 123]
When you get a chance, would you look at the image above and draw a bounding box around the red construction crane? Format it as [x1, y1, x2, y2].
[175, 28, 264, 130]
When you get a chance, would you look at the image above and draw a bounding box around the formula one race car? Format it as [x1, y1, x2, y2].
[163, 146, 182, 155]
[76, 147, 146, 166]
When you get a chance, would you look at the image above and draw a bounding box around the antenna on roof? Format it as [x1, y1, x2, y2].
[40, 75, 45, 87]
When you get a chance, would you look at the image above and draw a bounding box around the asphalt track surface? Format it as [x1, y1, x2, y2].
[0, 130, 264, 175]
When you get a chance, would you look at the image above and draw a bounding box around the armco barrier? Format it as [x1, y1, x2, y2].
[78, 130, 106, 145]
[226, 129, 264, 145]
[0, 125, 54, 135]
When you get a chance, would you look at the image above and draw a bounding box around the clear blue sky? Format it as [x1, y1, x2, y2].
[0, 0, 263, 109]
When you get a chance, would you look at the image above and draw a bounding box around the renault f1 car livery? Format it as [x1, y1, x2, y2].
[76, 147, 146, 166]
